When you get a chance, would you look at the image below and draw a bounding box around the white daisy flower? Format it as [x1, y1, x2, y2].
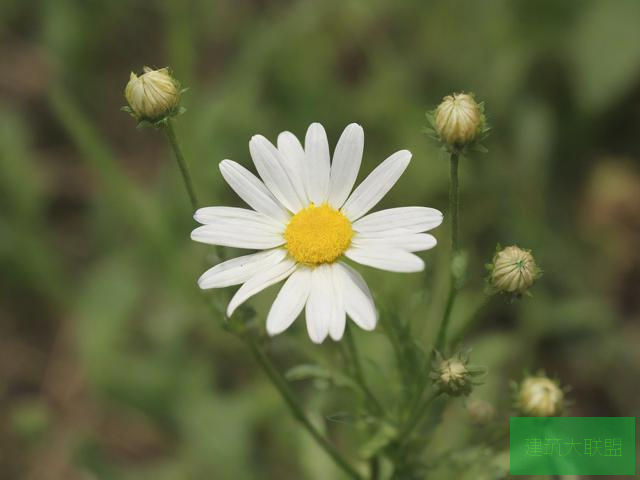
[192, 123, 443, 343]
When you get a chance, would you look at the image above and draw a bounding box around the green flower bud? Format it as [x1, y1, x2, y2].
[515, 375, 565, 417]
[124, 67, 181, 122]
[434, 93, 484, 147]
[430, 351, 486, 397]
[489, 245, 539, 295]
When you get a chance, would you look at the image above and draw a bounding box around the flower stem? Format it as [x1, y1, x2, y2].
[344, 324, 385, 416]
[434, 151, 460, 353]
[447, 295, 491, 351]
[369, 456, 380, 480]
[449, 152, 459, 253]
[163, 119, 198, 210]
[397, 391, 441, 447]
[242, 333, 363, 480]
[398, 152, 460, 457]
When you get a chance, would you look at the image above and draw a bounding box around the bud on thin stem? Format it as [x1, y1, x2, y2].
[515, 375, 565, 417]
[124, 67, 182, 124]
[430, 350, 486, 397]
[434, 93, 484, 148]
[163, 120, 198, 210]
[489, 245, 540, 296]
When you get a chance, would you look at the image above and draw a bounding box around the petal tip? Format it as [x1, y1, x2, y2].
[329, 331, 345, 341]
[190, 228, 202, 241]
[307, 122, 326, 136]
[193, 208, 205, 223]
[265, 326, 278, 337]
[219, 159, 234, 172]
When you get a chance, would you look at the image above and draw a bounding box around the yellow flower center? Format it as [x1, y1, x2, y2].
[284, 204, 353, 265]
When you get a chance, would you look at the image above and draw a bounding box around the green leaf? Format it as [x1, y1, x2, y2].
[285, 364, 359, 391]
[451, 250, 469, 288]
[359, 422, 398, 459]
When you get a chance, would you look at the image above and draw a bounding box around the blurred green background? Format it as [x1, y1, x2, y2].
[1, 0, 640, 478]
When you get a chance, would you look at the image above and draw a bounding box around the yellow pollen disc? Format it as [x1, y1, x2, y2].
[284, 204, 353, 265]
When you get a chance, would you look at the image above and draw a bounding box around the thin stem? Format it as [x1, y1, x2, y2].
[163, 119, 198, 209]
[369, 456, 380, 480]
[401, 152, 461, 440]
[242, 333, 363, 480]
[433, 151, 460, 354]
[447, 295, 491, 350]
[344, 325, 385, 416]
[398, 151, 461, 455]
[398, 391, 441, 447]
[449, 152, 459, 253]
[434, 284, 456, 353]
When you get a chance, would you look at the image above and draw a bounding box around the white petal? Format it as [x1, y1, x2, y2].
[198, 249, 287, 289]
[278, 131, 309, 205]
[266, 266, 311, 336]
[335, 263, 377, 331]
[250, 135, 305, 212]
[305, 265, 332, 344]
[327, 123, 364, 209]
[278, 131, 306, 165]
[227, 258, 297, 317]
[304, 123, 331, 204]
[328, 263, 346, 341]
[191, 216, 284, 249]
[219, 160, 289, 223]
[345, 246, 425, 272]
[353, 207, 443, 234]
[353, 232, 437, 252]
[194, 206, 285, 229]
[341, 150, 412, 221]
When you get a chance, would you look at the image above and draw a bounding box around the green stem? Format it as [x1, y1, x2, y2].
[433, 152, 460, 354]
[344, 325, 385, 416]
[399, 152, 460, 447]
[242, 334, 363, 480]
[369, 456, 380, 480]
[435, 285, 456, 353]
[398, 391, 441, 447]
[163, 119, 198, 210]
[447, 295, 491, 350]
[449, 152, 459, 253]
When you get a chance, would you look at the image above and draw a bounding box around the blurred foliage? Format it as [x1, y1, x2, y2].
[1, 0, 640, 478]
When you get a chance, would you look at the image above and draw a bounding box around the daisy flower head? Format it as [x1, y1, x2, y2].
[192, 123, 443, 343]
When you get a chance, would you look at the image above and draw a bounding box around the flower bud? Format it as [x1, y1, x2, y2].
[465, 398, 496, 425]
[124, 67, 180, 122]
[434, 93, 483, 147]
[489, 245, 539, 295]
[430, 351, 485, 397]
[516, 375, 564, 417]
